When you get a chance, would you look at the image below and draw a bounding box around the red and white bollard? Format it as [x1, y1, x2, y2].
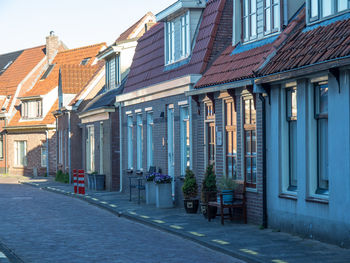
[78, 169, 85, 195]
[73, 169, 78, 194]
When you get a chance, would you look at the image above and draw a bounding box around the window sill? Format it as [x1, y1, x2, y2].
[242, 31, 280, 46]
[279, 193, 297, 201]
[13, 166, 26, 168]
[307, 10, 350, 27]
[126, 169, 133, 174]
[246, 187, 257, 193]
[136, 170, 143, 175]
[305, 196, 329, 205]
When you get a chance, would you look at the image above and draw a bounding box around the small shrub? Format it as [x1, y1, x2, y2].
[55, 170, 69, 184]
[200, 165, 217, 202]
[182, 168, 198, 199]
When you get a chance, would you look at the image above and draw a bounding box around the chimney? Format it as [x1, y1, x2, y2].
[46, 31, 59, 63]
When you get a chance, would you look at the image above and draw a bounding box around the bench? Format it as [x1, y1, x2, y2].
[207, 183, 247, 225]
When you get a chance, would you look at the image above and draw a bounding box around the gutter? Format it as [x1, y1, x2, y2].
[68, 111, 71, 184]
[46, 130, 49, 177]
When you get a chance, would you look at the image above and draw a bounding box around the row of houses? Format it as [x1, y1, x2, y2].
[1, 0, 350, 247]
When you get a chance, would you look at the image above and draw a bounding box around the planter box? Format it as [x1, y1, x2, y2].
[156, 183, 173, 208]
[145, 182, 156, 205]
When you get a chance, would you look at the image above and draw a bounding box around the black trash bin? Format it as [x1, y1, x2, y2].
[88, 173, 96, 190]
[95, 174, 105, 191]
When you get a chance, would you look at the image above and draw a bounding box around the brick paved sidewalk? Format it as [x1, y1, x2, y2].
[17, 177, 350, 263]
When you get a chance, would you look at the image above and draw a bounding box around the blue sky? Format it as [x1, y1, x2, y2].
[0, 0, 175, 54]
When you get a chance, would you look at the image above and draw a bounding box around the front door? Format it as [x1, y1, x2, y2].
[167, 106, 175, 200]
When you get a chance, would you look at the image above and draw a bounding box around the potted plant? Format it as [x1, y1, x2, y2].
[145, 172, 157, 205]
[200, 165, 217, 218]
[154, 174, 173, 208]
[182, 168, 199, 213]
[217, 176, 237, 204]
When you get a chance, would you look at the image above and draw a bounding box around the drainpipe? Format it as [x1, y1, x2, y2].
[259, 93, 268, 229]
[118, 103, 123, 192]
[55, 115, 58, 173]
[46, 130, 49, 177]
[68, 111, 71, 184]
[4, 118, 7, 174]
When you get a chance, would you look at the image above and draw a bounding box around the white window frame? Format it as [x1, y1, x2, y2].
[136, 113, 143, 171]
[264, 0, 280, 35]
[308, 0, 350, 22]
[86, 125, 95, 173]
[127, 115, 133, 170]
[243, 0, 257, 42]
[165, 11, 191, 65]
[146, 112, 153, 171]
[21, 100, 42, 119]
[180, 106, 190, 176]
[14, 140, 27, 167]
[41, 143, 47, 167]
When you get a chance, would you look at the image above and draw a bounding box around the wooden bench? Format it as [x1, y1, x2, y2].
[207, 183, 247, 225]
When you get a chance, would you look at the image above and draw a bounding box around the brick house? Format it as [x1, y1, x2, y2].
[115, 0, 233, 204]
[6, 41, 105, 177]
[254, 3, 350, 247]
[0, 33, 66, 176]
[78, 13, 155, 191]
[53, 43, 107, 182]
[189, 1, 304, 224]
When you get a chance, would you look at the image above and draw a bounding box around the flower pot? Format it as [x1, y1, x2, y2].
[95, 174, 105, 191]
[88, 174, 96, 190]
[184, 199, 199, 213]
[145, 182, 156, 205]
[156, 183, 173, 208]
[217, 190, 234, 204]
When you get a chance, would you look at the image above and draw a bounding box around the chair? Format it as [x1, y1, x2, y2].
[207, 183, 247, 225]
[128, 166, 156, 204]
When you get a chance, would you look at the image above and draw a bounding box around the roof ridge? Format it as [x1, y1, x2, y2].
[58, 42, 106, 54]
[0, 45, 45, 56]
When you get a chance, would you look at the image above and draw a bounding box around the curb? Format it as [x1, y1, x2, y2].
[20, 181, 262, 263]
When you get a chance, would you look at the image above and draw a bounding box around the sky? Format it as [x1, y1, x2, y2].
[0, 0, 175, 54]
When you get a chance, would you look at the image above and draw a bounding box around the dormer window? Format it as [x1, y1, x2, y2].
[309, 0, 350, 22]
[81, 57, 91, 65]
[264, 0, 280, 34]
[22, 100, 42, 119]
[165, 11, 190, 65]
[243, 0, 257, 41]
[105, 55, 121, 91]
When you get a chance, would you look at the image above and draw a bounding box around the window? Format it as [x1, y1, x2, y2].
[0, 134, 3, 160]
[127, 115, 133, 170]
[243, 0, 257, 41]
[58, 130, 63, 164]
[146, 112, 153, 170]
[14, 141, 26, 167]
[99, 122, 103, 174]
[244, 98, 256, 188]
[80, 57, 91, 65]
[309, 0, 350, 21]
[315, 82, 328, 194]
[205, 103, 215, 167]
[86, 126, 95, 173]
[165, 11, 190, 64]
[22, 100, 42, 119]
[286, 87, 297, 190]
[41, 64, 55, 80]
[264, 0, 280, 34]
[136, 114, 143, 171]
[105, 55, 121, 91]
[41, 143, 47, 167]
[225, 99, 237, 179]
[180, 106, 190, 176]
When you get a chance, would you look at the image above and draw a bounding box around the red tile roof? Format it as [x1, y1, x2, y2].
[0, 46, 46, 97]
[23, 43, 106, 97]
[116, 12, 156, 43]
[195, 8, 305, 89]
[259, 11, 350, 75]
[123, 0, 228, 94]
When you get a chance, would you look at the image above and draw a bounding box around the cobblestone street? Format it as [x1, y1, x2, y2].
[0, 178, 243, 263]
